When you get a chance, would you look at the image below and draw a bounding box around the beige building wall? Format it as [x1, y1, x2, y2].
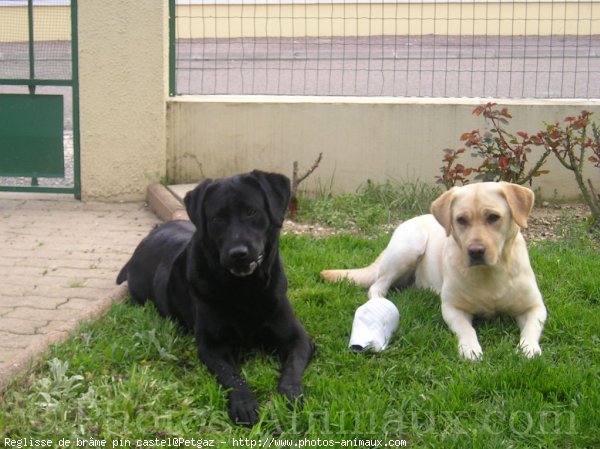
[178, 2, 599, 39]
[167, 97, 600, 200]
[2, 2, 598, 42]
[78, 0, 168, 201]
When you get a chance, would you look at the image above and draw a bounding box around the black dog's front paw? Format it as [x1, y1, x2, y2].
[277, 383, 304, 409]
[228, 390, 260, 427]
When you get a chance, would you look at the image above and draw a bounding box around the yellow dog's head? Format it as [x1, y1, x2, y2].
[431, 182, 534, 267]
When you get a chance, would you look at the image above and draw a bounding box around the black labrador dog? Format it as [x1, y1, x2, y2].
[116, 170, 315, 426]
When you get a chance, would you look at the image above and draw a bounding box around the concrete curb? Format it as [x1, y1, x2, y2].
[147, 183, 189, 221]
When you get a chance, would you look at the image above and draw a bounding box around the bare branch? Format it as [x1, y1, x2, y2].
[295, 153, 323, 187]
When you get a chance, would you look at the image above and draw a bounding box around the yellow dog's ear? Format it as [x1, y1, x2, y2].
[500, 182, 534, 229]
[431, 188, 456, 236]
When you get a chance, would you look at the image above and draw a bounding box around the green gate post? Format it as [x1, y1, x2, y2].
[169, 0, 177, 96]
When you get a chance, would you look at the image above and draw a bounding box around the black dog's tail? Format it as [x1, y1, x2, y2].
[116, 261, 129, 285]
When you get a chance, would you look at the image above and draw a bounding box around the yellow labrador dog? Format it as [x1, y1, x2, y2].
[322, 182, 547, 360]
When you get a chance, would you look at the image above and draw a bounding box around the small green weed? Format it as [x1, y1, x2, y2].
[296, 180, 441, 233]
[32, 358, 85, 409]
[68, 280, 86, 288]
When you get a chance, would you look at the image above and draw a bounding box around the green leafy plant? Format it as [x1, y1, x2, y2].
[438, 103, 551, 189]
[32, 358, 85, 409]
[438, 148, 474, 189]
[537, 111, 600, 227]
[438, 104, 600, 228]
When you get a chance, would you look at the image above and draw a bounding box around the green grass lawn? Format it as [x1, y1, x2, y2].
[1, 187, 599, 448]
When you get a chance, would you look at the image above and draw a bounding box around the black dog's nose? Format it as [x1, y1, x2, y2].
[468, 243, 486, 265]
[228, 245, 249, 260]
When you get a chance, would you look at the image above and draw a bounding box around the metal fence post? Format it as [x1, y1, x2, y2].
[72, 0, 81, 198]
[27, 0, 35, 95]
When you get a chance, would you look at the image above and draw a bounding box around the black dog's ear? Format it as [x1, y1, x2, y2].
[184, 178, 213, 233]
[250, 170, 291, 227]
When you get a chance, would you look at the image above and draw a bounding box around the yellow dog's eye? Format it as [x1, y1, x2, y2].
[456, 216, 469, 226]
[487, 214, 500, 224]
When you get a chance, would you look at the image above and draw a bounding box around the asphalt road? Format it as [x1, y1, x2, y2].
[1, 35, 599, 102]
[174, 35, 600, 98]
[1, 35, 598, 143]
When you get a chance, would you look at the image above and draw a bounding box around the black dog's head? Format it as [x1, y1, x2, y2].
[184, 170, 290, 278]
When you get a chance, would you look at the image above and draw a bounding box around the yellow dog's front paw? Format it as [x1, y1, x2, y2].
[519, 340, 542, 358]
[459, 341, 483, 361]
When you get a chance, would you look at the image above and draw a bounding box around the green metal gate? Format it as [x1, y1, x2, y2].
[0, 0, 80, 197]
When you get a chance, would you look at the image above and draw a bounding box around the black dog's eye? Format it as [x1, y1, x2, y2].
[487, 214, 500, 224]
[246, 208, 257, 217]
[456, 216, 469, 226]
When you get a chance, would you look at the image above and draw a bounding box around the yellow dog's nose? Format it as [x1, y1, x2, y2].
[467, 243, 487, 265]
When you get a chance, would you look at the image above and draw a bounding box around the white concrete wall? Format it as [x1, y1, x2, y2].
[78, 1, 168, 201]
[167, 96, 600, 200]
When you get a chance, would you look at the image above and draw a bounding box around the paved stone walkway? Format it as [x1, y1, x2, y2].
[0, 194, 160, 390]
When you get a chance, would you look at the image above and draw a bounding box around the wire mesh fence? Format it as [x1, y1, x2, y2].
[0, 0, 72, 80]
[173, 0, 600, 98]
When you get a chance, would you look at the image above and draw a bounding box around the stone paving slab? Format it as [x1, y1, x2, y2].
[0, 194, 160, 391]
